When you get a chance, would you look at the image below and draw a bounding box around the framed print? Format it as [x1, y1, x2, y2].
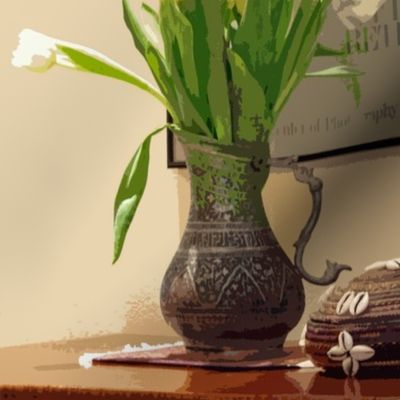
[167, 2, 400, 168]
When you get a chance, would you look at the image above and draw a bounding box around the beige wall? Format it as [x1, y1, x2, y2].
[1, 1, 399, 348]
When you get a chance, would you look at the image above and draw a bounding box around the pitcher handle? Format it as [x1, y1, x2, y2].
[270, 157, 352, 286]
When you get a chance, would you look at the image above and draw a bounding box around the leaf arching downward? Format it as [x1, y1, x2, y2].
[57, 45, 167, 107]
[305, 65, 364, 78]
[113, 125, 165, 264]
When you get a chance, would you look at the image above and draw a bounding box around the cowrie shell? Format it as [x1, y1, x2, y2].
[336, 291, 355, 315]
[350, 292, 369, 316]
[386, 260, 400, 270]
[365, 260, 386, 271]
[327, 345, 347, 361]
[342, 357, 360, 377]
[338, 330, 353, 351]
[350, 345, 375, 362]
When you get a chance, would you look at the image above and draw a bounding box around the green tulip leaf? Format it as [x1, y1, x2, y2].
[123, 0, 180, 121]
[141, 2, 159, 24]
[305, 65, 364, 78]
[113, 125, 165, 264]
[159, 0, 214, 137]
[273, 1, 331, 116]
[227, 49, 270, 142]
[314, 43, 346, 57]
[57, 45, 167, 107]
[201, 0, 232, 144]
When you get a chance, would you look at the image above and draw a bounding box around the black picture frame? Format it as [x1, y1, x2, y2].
[166, 5, 400, 169]
[166, 113, 186, 168]
[166, 110, 400, 168]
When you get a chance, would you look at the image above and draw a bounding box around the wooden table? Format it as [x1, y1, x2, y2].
[0, 334, 398, 399]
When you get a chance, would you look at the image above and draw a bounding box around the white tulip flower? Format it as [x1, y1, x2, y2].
[11, 28, 167, 106]
[332, 0, 388, 30]
[11, 29, 56, 72]
[12, 29, 100, 72]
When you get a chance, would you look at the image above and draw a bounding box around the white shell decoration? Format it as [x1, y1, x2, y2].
[336, 291, 355, 315]
[338, 330, 353, 352]
[349, 292, 369, 316]
[326, 331, 375, 377]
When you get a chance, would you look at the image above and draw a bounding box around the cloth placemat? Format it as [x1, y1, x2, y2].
[79, 342, 314, 371]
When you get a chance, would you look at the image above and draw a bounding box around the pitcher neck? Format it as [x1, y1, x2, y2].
[183, 142, 270, 225]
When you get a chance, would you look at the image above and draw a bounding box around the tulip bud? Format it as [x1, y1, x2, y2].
[12, 29, 60, 72]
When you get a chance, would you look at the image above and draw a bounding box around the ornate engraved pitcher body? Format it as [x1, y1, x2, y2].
[161, 142, 349, 360]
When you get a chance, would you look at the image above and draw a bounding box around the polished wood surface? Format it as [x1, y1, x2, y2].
[0, 334, 399, 399]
